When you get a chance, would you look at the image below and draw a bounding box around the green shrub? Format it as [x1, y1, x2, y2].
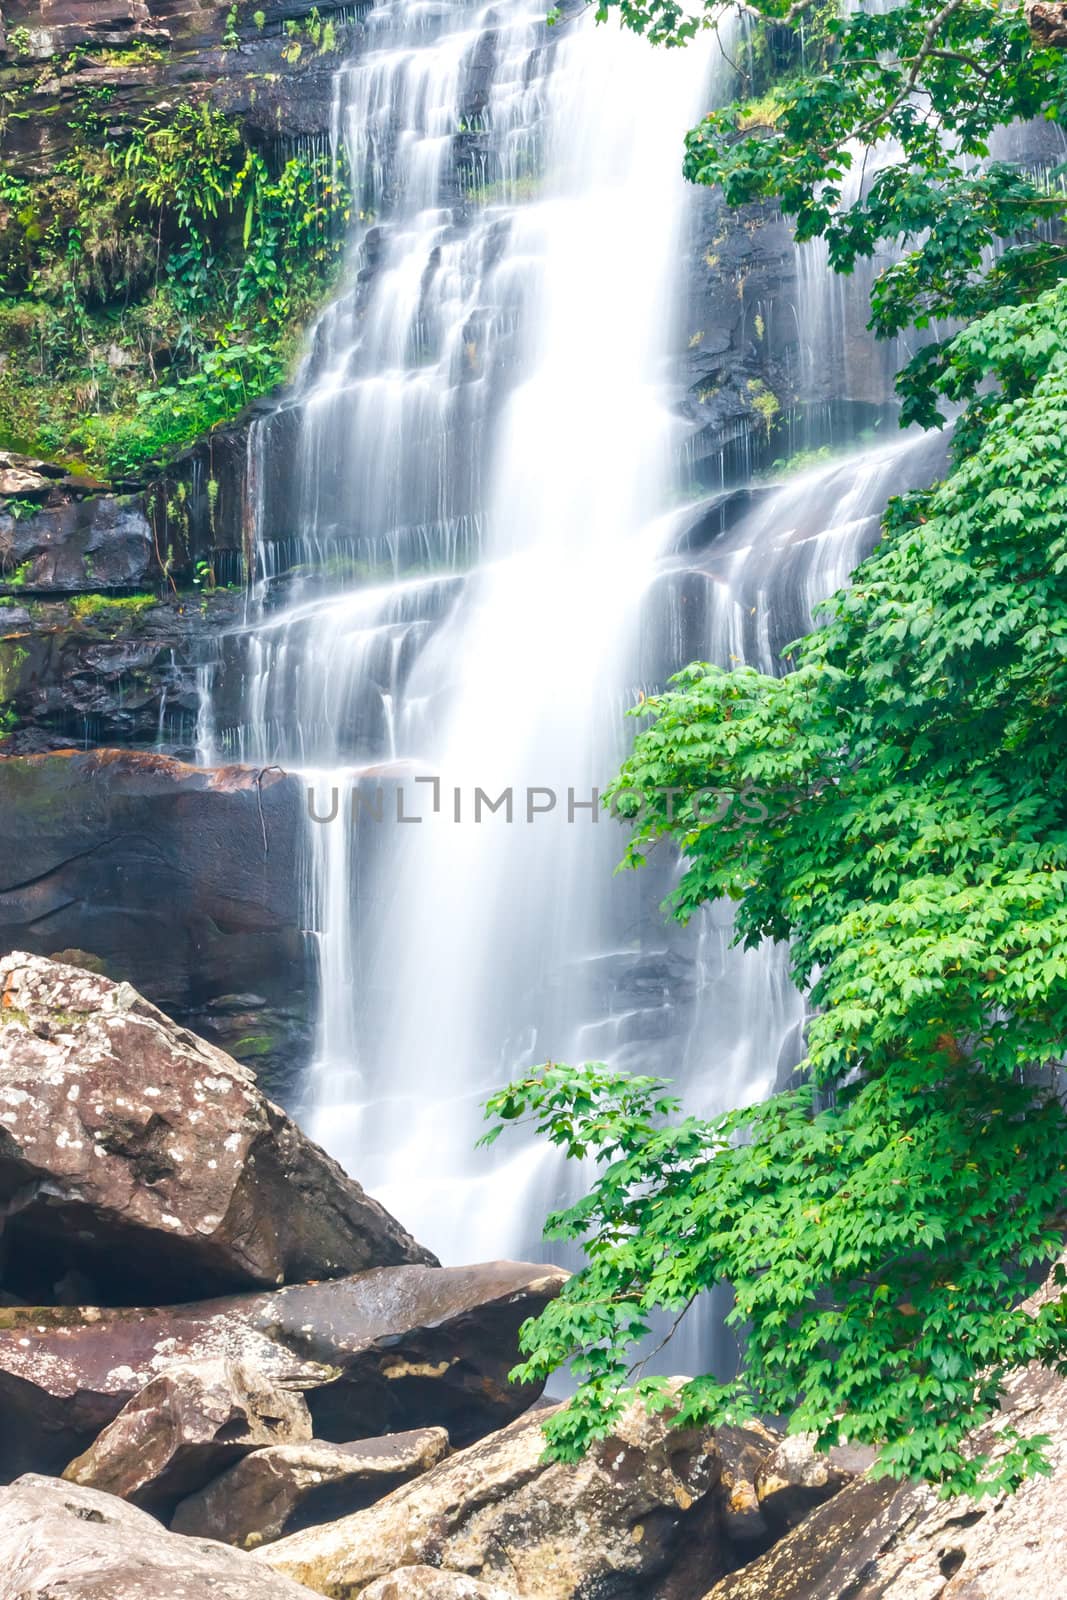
[0, 101, 350, 482]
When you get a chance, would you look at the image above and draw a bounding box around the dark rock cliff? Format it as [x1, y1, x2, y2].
[0, 0, 362, 176]
[0, 750, 313, 1100]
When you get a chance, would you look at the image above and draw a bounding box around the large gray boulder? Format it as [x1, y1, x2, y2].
[172, 1429, 451, 1548]
[703, 1358, 1067, 1600]
[0, 1474, 320, 1600]
[262, 1393, 741, 1600]
[62, 1358, 312, 1514]
[0, 951, 433, 1305]
[0, 1260, 567, 1478]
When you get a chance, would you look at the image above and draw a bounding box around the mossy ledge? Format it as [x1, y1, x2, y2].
[0, 0, 362, 489]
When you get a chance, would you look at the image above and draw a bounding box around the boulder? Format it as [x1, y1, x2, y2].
[172, 1429, 451, 1548]
[702, 1359, 1067, 1600]
[0, 462, 52, 499]
[361, 1572, 521, 1600]
[0, 1260, 566, 1478]
[0, 951, 432, 1305]
[262, 1393, 739, 1600]
[0, 1474, 320, 1600]
[63, 1358, 312, 1514]
[699, 1476, 910, 1600]
[754, 1433, 874, 1536]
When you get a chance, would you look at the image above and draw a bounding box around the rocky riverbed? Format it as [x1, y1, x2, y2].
[0, 949, 1061, 1599]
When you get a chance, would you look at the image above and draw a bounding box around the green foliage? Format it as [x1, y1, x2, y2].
[0, 496, 41, 520]
[763, 442, 833, 477]
[2, 560, 33, 589]
[280, 8, 340, 62]
[0, 101, 349, 480]
[487, 280, 1067, 1495]
[194, 555, 216, 589]
[68, 593, 158, 624]
[591, 0, 1067, 421]
[745, 376, 779, 431]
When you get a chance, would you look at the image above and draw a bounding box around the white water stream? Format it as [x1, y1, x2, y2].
[198, 0, 943, 1366]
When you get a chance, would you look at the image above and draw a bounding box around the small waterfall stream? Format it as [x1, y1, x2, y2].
[198, 0, 944, 1339]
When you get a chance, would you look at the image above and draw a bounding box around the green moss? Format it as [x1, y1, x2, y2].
[746, 377, 781, 433]
[0, 638, 30, 699]
[69, 592, 158, 625]
[231, 1033, 276, 1059]
[464, 172, 543, 207]
[0, 1302, 97, 1329]
[2, 560, 33, 589]
[736, 89, 785, 132]
[47, 947, 108, 975]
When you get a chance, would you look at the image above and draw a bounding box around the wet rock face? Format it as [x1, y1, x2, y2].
[0, 1474, 321, 1600]
[62, 1358, 313, 1515]
[171, 1429, 451, 1548]
[262, 1395, 738, 1600]
[677, 188, 908, 485]
[1, 0, 363, 177]
[680, 192, 800, 484]
[0, 951, 432, 1306]
[0, 1260, 566, 1478]
[0, 493, 154, 595]
[0, 753, 311, 1087]
[149, 405, 306, 588]
[0, 589, 242, 755]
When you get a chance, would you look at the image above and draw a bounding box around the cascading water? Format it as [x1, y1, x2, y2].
[340, 8, 723, 1256]
[199, 0, 943, 1344]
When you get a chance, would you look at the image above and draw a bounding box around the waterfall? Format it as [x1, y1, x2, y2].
[331, 5, 721, 1258]
[199, 0, 944, 1309]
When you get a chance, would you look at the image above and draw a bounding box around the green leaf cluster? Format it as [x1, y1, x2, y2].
[589, 0, 1067, 422]
[486, 279, 1067, 1494]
